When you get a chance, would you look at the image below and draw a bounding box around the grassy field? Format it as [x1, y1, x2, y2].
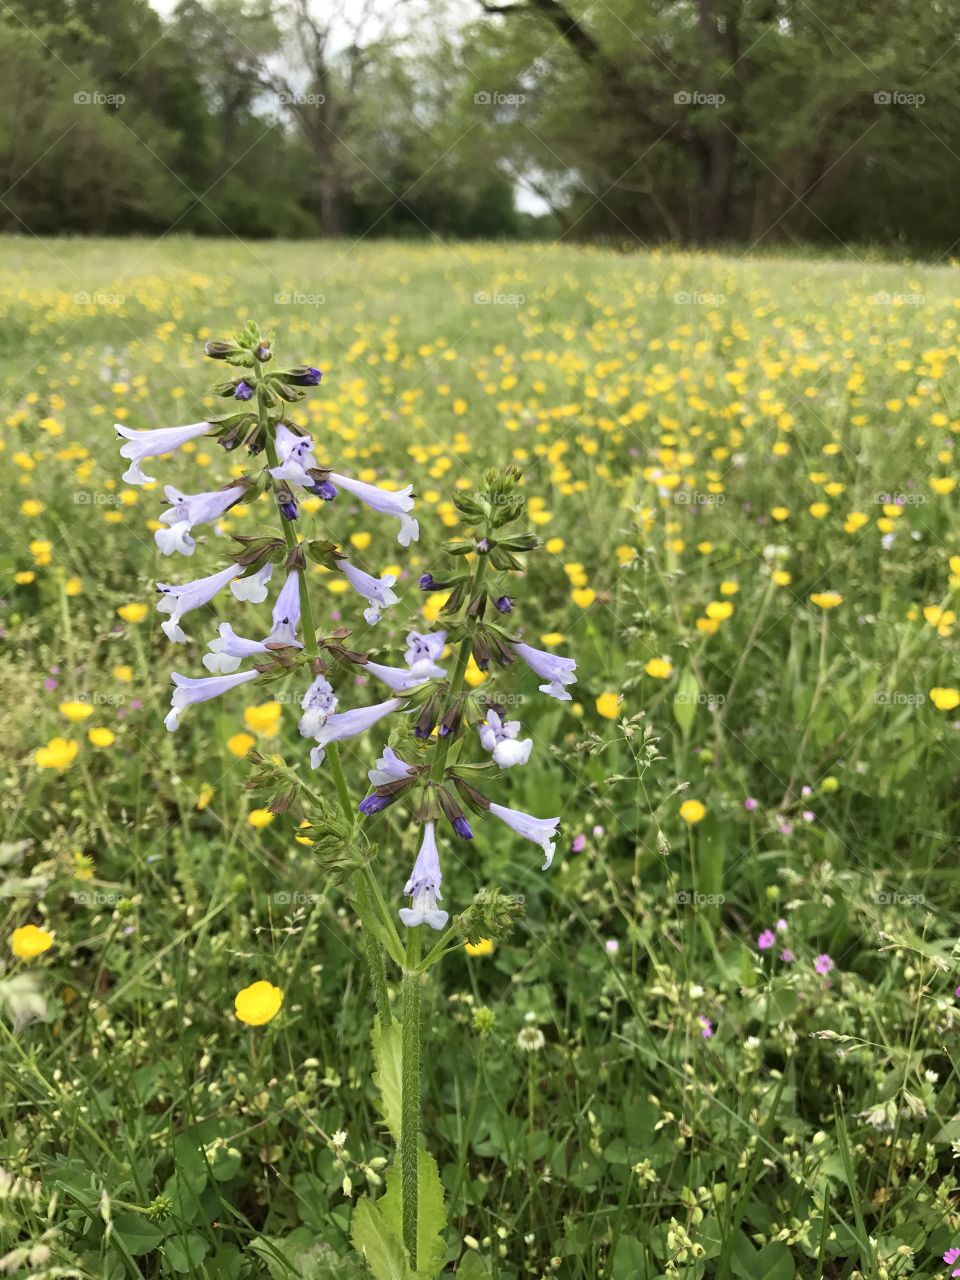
[1, 237, 959, 1280]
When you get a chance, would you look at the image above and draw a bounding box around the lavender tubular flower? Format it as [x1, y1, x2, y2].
[405, 630, 446, 668]
[399, 822, 448, 930]
[156, 484, 246, 557]
[267, 568, 302, 647]
[156, 563, 241, 643]
[115, 421, 212, 486]
[340, 561, 399, 626]
[368, 746, 414, 786]
[231, 563, 273, 602]
[164, 669, 259, 731]
[308, 698, 403, 769]
[512, 641, 577, 701]
[366, 631, 447, 691]
[328, 472, 419, 546]
[202, 570, 303, 672]
[478, 710, 533, 768]
[298, 674, 338, 738]
[366, 660, 440, 692]
[489, 802, 560, 869]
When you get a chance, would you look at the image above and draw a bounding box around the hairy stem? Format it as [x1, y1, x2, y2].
[400, 927, 423, 1266]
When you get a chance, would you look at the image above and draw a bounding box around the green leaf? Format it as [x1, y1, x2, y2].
[673, 669, 699, 741]
[372, 1018, 403, 1142]
[455, 1252, 490, 1277]
[164, 1232, 210, 1272]
[111, 1213, 166, 1256]
[730, 1236, 794, 1280]
[350, 1198, 411, 1280]
[382, 1150, 448, 1277]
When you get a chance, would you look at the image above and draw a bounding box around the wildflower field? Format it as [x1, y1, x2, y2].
[2, 236, 960, 1279]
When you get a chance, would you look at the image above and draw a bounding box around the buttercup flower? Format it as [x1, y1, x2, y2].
[234, 980, 283, 1026]
[465, 938, 495, 957]
[35, 737, 78, 770]
[595, 691, 621, 720]
[399, 821, 448, 930]
[11, 925, 54, 959]
[679, 799, 706, 825]
[930, 686, 960, 711]
[115, 420, 211, 485]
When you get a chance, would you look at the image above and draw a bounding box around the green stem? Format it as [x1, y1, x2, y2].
[428, 549, 490, 785]
[400, 928, 423, 1266]
[356, 878, 392, 1027]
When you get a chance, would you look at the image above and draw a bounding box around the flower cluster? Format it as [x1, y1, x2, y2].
[115, 322, 575, 933]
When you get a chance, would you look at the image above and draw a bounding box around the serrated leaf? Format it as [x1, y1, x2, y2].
[351, 1198, 410, 1280]
[372, 1018, 403, 1141]
[381, 1150, 447, 1278]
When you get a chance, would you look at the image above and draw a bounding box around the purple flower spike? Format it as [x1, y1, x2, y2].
[495, 595, 513, 613]
[419, 574, 435, 590]
[234, 380, 254, 401]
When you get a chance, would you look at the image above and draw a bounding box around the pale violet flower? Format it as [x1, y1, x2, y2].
[116, 420, 211, 485]
[155, 483, 245, 557]
[399, 821, 448, 930]
[230, 563, 273, 603]
[269, 431, 418, 544]
[512, 641, 577, 701]
[367, 660, 441, 692]
[298, 674, 339, 738]
[164, 668, 258, 731]
[308, 697, 402, 769]
[341, 560, 399, 626]
[489, 802, 560, 869]
[478, 710, 533, 769]
[367, 631, 446, 692]
[329, 472, 419, 546]
[405, 630, 446, 668]
[268, 424, 316, 486]
[368, 746, 415, 786]
[156, 563, 241, 643]
[202, 570, 303, 672]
